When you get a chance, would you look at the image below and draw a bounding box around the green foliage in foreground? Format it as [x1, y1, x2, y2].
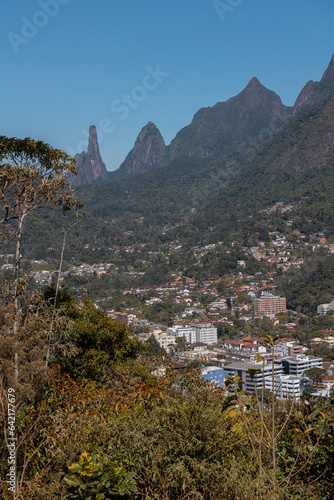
[1, 361, 334, 500]
[0, 283, 333, 499]
[64, 453, 137, 499]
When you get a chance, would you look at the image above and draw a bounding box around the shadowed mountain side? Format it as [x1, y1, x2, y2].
[76, 154, 238, 224]
[201, 94, 334, 237]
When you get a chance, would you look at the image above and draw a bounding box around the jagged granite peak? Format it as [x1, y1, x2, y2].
[167, 77, 290, 161]
[117, 122, 165, 177]
[293, 54, 334, 115]
[241, 76, 270, 96]
[228, 76, 285, 108]
[70, 125, 107, 186]
[321, 53, 334, 85]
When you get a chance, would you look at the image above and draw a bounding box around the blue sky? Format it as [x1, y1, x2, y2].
[1, 0, 334, 171]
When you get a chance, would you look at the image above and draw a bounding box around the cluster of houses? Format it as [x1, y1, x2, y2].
[245, 229, 334, 271]
[137, 323, 218, 355]
[222, 336, 305, 357]
[311, 333, 334, 346]
[27, 262, 114, 287]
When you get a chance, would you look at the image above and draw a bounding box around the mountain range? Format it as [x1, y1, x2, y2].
[73, 54, 334, 188]
[25, 53, 334, 262]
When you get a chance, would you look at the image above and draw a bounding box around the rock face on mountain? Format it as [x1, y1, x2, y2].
[293, 54, 334, 115]
[117, 122, 165, 177]
[321, 53, 334, 85]
[69, 126, 107, 186]
[166, 77, 292, 161]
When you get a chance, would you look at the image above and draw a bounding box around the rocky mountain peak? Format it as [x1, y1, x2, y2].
[321, 53, 334, 85]
[70, 125, 107, 186]
[245, 76, 263, 88]
[117, 122, 165, 177]
[167, 76, 289, 161]
[234, 76, 281, 107]
[293, 54, 334, 115]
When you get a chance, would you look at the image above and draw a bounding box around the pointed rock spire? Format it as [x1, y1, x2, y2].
[70, 125, 107, 186]
[117, 122, 165, 176]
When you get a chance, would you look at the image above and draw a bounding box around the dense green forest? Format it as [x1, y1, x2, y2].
[278, 253, 334, 314]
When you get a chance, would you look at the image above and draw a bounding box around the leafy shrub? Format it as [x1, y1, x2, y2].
[64, 452, 137, 499]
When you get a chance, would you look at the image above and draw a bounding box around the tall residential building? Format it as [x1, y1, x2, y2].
[200, 366, 228, 388]
[276, 342, 304, 357]
[152, 333, 176, 353]
[281, 355, 323, 376]
[166, 325, 197, 344]
[265, 375, 302, 400]
[254, 294, 286, 317]
[167, 323, 218, 345]
[194, 323, 218, 344]
[224, 360, 283, 393]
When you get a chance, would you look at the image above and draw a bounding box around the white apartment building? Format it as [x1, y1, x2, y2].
[276, 341, 305, 357]
[224, 360, 283, 393]
[209, 300, 227, 310]
[194, 323, 218, 345]
[281, 355, 323, 376]
[167, 323, 218, 345]
[166, 325, 197, 344]
[153, 333, 176, 353]
[265, 375, 301, 400]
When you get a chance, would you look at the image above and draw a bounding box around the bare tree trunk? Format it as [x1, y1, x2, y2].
[45, 218, 80, 367]
[13, 213, 25, 382]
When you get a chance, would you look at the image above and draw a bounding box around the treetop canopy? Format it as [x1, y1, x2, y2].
[0, 136, 77, 176]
